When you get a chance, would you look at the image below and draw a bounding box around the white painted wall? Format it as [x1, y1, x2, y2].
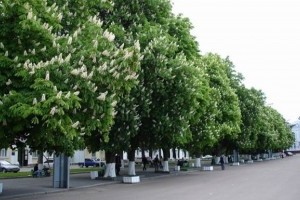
[290, 120, 300, 151]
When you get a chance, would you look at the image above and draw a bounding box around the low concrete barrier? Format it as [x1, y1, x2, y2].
[232, 162, 240, 166]
[202, 166, 213, 171]
[123, 176, 140, 183]
[90, 171, 98, 180]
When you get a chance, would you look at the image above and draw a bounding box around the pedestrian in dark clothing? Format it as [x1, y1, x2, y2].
[32, 163, 40, 177]
[142, 156, 148, 171]
[115, 154, 121, 176]
[154, 155, 159, 172]
[220, 155, 225, 170]
[34, 164, 38, 172]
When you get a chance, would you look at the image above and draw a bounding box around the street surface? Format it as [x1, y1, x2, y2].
[2, 155, 300, 200]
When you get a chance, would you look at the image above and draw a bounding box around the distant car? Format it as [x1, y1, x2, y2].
[0, 160, 20, 173]
[202, 155, 213, 160]
[43, 159, 54, 168]
[78, 158, 100, 167]
[94, 159, 106, 167]
[285, 151, 293, 156]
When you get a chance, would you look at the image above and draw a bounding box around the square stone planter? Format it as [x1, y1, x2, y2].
[246, 160, 254, 164]
[174, 166, 180, 171]
[90, 171, 98, 180]
[202, 166, 213, 171]
[123, 176, 140, 184]
[232, 162, 240, 166]
[0, 183, 3, 194]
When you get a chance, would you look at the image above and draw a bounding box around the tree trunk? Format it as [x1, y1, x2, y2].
[162, 148, 169, 172]
[172, 148, 176, 159]
[195, 158, 201, 167]
[141, 149, 145, 158]
[127, 149, 136, 176]
[38, 151, 43, 170]
[195, 152, 201, 167]
[149, 149, 153, 158]
[104, 151, 116, 178]
[162, 161, 169, 171]
[159, 149, 162, 158]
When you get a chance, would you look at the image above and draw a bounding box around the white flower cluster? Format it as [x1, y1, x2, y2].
[32, 98, 37, 105]
[56, 91, 62, 99]
[23, 53, 71, 75]
[97, 62, 107, 73]
[45, 71, 50, 80]
[97, 91, 108, 101]
[111, 108, 118, 117]
[71, 121, 80, 128]
[26, 10, 36, 21]
[102, 50, 110, 57]
[73, 27, 82, 39]
[103, 29, 115, 42]
[134, 40, 140, 52]
[88, 15, 103, 27]
[70, 64, 93, 80]
[41, 94, 46, 102]
[123, 49, 133, 60]
[42, 22, 53, 33]
[50, 106, 57, 115]
[6, 79, 12, 85]
[124, 72, 138, 81]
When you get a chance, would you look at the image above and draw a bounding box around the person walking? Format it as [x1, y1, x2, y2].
[220, 155, 225, 170]
[142, 156, 148, 171]
[154, 155, 159, 172]
[115, 154, 121, 176]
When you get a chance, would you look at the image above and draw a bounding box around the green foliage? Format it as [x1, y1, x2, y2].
[0, 0, 294, 158]
[0, 0, 141, 156]
[199, 54, 241, 154]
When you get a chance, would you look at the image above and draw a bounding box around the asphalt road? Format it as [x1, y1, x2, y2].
[3, 155, 300, 200]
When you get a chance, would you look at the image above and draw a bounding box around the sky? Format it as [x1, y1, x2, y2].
[171, 0, 300, 123]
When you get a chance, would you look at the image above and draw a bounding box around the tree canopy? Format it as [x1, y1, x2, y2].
[0, 0, 294, 159]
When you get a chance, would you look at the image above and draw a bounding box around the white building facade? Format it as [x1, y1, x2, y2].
[1, 147, 189, 166]
[289, 120, 300, 151]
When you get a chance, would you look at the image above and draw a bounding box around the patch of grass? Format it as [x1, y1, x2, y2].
[70, 167, 104, 174]
[0, 167, 104, 179]
[0, 171, 32, 179]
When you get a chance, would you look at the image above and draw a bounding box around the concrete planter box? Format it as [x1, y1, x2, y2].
[0, 183, 3, 194]
[232, 162, 240, 166]
[174, 166, 180, 171]
[90, 171, 98, 180]
[123, 176, 140, 184]
[202, 166, 213, 171]
[246, 160, 253, 164]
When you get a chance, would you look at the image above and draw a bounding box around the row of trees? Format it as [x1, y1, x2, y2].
[0, 0, 294, 176]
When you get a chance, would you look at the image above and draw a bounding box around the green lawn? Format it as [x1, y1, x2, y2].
[0, 167, 104, 179]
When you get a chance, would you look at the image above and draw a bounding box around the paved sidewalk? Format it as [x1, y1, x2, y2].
[0, 166, 201, 199]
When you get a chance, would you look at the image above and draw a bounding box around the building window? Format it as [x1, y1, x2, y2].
[0, 148, 7, 157]
[31, 150, 38, 158]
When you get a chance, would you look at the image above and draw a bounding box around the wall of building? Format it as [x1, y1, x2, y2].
[289, 120, 300, 151]
[1, 147, 189, 166]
